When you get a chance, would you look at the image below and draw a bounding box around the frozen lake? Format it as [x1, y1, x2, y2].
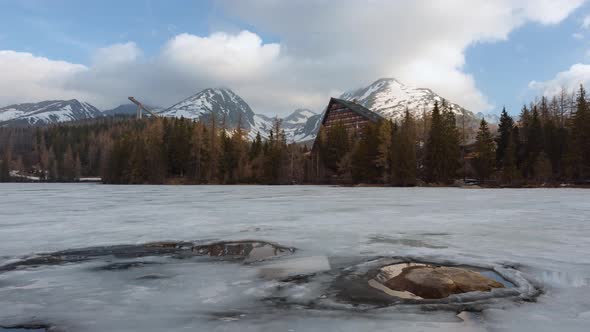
[0, 184, 589, 331]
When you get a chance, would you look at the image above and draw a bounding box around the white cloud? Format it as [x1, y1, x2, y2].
[67, 30, 286, 110]
[520, 0, 585, 24]
[573, 32, 584, 39]
[583, 14, 590, 28]
[215, 0, 584, 114]
[0, 31, 284, 111]
[93, 42, 142, 67]
[160, 31, 281, 81]
[0, 0, 585, 115]
[529, 63, 590, 96]
[0, 50, 90, 106]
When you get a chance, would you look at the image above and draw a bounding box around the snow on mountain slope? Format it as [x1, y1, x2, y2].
[293, 78, 497, 142]
[160, 89, 318, 142]
[0, 100, 103, 126]
[160, 88, 256, 130]
[340, 78, 475, 121]
[0, 108, 26, 122]
[284, 109, 317, 126]
[282, 109, 320, 142]
[248, 109, 319, 142]
[250, 113, 274, 139]
[287, 113, 322, 142]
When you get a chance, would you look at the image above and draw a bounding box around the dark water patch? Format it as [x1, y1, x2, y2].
[367, 235, 447, 249]
[280, 273, 316, 284]
[94, 261, 162, 271]
[0, 324, 49, 331]
[239, 227, 262, 232]
[193, 240, 294, 263]
[0, 240, 295, 273]
[135, 273, 171, 280]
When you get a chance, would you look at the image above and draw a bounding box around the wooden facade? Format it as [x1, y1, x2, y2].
[319, 98, 383, 138]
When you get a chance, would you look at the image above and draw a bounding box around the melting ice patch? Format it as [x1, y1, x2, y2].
[0, 185, 589, 331]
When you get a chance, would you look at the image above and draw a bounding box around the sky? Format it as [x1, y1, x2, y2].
[2, 0, 590, 117]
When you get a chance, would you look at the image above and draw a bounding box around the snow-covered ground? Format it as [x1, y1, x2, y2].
[0, 184, 589, 331]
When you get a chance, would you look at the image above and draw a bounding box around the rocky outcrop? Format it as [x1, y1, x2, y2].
[373, 264, 504, 299]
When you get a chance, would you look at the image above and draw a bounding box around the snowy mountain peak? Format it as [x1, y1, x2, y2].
[251, 108, 320, 143]
[160, 88, 256, 129]
[283, 108, 317, 125]
[340, 78, 471, 120]
[0, 99, 102, 126]
[373, 77, 403, 86]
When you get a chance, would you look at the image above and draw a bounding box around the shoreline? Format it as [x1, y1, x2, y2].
[2, 180, 589, 189]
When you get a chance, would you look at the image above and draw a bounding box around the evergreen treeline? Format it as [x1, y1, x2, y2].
[311, 85, 590, 186]
[103, 116, 308, 184]
[0, 117, 308, 184]
[1, 85, 589, 186]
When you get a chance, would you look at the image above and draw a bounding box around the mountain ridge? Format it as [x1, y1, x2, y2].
[0, 78, 492, 141]
[0, 99, 103, 126]
[339, 77, 474, 120]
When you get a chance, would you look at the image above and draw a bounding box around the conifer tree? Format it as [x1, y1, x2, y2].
[208, 113, 219, 183]
[62, 145, 76, 181]
[38, 136, 49, 180]
[568, 84, 590, 181]
[263, 118, 288, 184]
[351, 121, 382, 183]
[248, 132, 264, 182]
[496, 107, 514, 166]
[0, 152, 9, 182]
[543, 118, 563, 180]
[0, 136, 13, 182]
[472, 119, 496, 183]
[219, 129, 235, 183]
[48, 147, 58, 181]
[534, 151, 552, 184]
[424, 101, 460, 183]
[501, 131, 519, 185]
[232, 115, 249, 181]
[75, 154, 82, 181]
[395, 109, 417, 186]
[523, 107, 543, 179]
[249, 132, 263, 160]
[424, 101, 443, 183]
[128, 135, 149, 184]
[146, 119, 167, 183]
[441, 107, 461, 182]
[190, 122, 206, 182]
[377, 120, 394, 183]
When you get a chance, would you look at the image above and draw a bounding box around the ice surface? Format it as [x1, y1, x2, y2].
[0, 184, 589, 331]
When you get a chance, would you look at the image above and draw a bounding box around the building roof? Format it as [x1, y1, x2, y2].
[320, 98, 384, 125]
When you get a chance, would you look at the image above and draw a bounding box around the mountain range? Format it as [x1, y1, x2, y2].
[0, 100, 102, 126]
[0, 78, 493, 142]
